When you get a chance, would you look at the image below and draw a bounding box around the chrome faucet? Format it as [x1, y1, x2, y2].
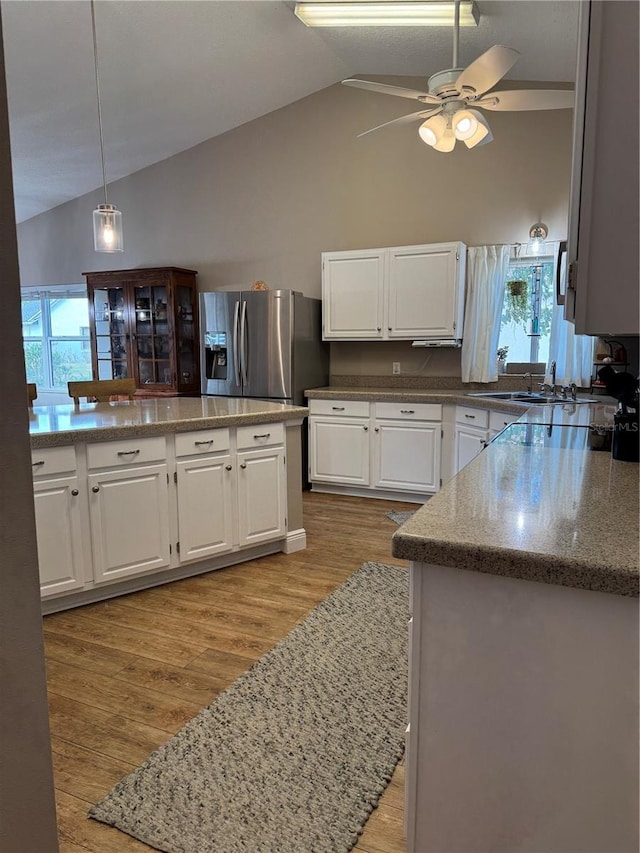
[539, 361, 558, 397]
[523, 372, 533, 393]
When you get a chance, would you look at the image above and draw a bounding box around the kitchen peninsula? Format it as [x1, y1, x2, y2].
[30, 397, 308, 613]
[392, 416, 639, 853]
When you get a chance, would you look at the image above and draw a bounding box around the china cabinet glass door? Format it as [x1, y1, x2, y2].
[176, 284, 197, 390]
[133, 283, 171, 387]
[92, 286, 130, 380]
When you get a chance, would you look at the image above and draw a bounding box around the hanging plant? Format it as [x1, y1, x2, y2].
[505, 279, 529, 324]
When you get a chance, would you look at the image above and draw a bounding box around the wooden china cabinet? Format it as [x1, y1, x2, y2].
[83, 267, 200, 396]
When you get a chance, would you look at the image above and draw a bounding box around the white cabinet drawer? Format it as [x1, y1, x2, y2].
[375, 401, 441, 421]
[175, 428, 231, 457]
[308, 399, 370, 418]
[87, 436, 166, 469]
[489, 410, 517, 433]
[31, 445, 76, 477]
[236, 422, 284, 450]
[455, 406, 489, 429]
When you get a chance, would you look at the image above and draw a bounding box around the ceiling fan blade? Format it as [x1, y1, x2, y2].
[456, 45, 520, 97]
[342, 78, 441, 104]
[357, 107, 443, 138]
[476, 89, 575, 111]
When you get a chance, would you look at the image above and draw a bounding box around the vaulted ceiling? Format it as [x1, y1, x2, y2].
[1, 0, 579, 223]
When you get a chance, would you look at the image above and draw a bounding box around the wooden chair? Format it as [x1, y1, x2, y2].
[27, 383, 38, 407]
[67, 378, 136, 404]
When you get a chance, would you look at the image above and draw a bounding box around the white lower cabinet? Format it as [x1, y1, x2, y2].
[176, 453, 235, 562]
[34, 420, 290, 606]
[237, 447, 286, 546]
[175, 425, 286, 561]
[310, 417, 370, 485]
[31, 446, 86, 597]
[373, 404, 441, 493]
[453, 406, 489, 475]
[88, 462, 171, 584]
[308, 399, 441, 499]
[33, 473, 86, 596]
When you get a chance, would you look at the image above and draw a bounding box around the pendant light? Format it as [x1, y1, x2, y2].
[91, 0, 123, 253]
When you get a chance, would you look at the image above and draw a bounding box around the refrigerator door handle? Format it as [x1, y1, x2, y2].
[240, 299, 248, 386]
[233, 300, 241, 386]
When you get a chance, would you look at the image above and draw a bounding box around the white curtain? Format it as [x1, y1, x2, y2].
[548, 302, 594, 386]
[461, 245, 511, 383]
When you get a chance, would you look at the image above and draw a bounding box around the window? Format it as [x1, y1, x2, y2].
[498, 258, 554, 367]
[21, 287, 93, 390]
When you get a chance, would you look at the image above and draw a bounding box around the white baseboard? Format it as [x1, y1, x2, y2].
[283, 528, 307, 553]
[309, 483, 431, 504]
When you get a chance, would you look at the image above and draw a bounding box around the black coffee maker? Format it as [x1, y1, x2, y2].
[597, 365, 639, 462]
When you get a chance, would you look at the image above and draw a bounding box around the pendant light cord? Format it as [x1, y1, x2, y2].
[91, 0, 109, 205]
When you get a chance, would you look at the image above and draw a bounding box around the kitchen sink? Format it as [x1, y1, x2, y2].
[466, 391, 600, 405]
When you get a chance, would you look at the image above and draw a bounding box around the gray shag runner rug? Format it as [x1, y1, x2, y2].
[89, 561, 409, 853]
[385, 510, 415, 525]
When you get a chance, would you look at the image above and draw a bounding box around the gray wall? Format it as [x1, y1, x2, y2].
[0, 19, 59, 853]
[16, 77, 574, 377]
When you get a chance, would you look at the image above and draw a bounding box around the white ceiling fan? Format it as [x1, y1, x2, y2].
[342, 1, 574, 151]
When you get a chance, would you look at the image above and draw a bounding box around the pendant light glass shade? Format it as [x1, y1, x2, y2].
[91, 0, 123, 253]
[93, 203, 124, 252]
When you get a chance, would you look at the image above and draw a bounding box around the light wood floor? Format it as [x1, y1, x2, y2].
[44, 491, 417, 853]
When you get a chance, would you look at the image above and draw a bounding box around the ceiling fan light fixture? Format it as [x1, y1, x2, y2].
[460, 110, 492, 147]
[432, 127, 456, 152]
[452, 108, 479, 140]
[294, 1, 479, 27]
[418, 114, 448, 146]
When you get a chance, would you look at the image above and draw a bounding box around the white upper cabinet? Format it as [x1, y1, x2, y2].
[322, 249, 385, 338]
[565, 1, 639, 335]
[322, 242, 466, 341]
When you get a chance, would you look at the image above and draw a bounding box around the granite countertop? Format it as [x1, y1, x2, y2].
[307, 383, 636, 597]
[392, 434, 639, 598]
[305, 385, 618, 422]
[29, 397, 308, 448]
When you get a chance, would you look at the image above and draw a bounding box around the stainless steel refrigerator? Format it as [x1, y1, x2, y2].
[200, 290, 328, 405]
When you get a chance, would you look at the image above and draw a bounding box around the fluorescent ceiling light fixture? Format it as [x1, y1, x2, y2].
[294, 2, 479, 27]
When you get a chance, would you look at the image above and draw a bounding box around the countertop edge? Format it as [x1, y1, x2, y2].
[30, 406, 308, 449]
[391, 530, 640, 598]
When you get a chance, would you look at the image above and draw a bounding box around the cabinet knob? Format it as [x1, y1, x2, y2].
[240, 462, 247, 469]
[377, 327, 381, 332]
[71, 489, 79, 496]
[92, 485, 100, 493]
[388, 327, 392, 331]
[374, 427, 379, 432]
[225, 465, 232, 471]
[363, 426, 368, 431]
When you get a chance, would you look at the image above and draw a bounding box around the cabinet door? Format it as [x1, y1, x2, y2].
[373, 421, 441, 493]
[33, 476, 85, 597]
[176, 454, 235, 562]
[89, 284, 133, 381]
[309, 417, 370, 486]
[387, 243, 463, 339]
[322, 250, 385, 339]
[454, 426, 488, 474]
[565, 2, 639, 334]
[88, 463, 171, 583]
[237, 447, 286, 547]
